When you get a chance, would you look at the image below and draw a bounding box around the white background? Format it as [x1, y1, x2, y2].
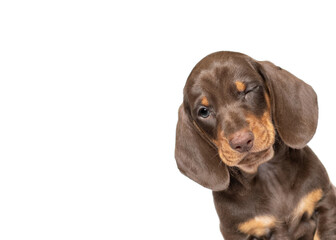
[1, 1, 335, 239]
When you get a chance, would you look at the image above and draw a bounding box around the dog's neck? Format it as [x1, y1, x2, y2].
[226, 139, 292, 193]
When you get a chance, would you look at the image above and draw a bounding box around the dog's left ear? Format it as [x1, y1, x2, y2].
[175, 104, 230, 191]
[257, 61, 318, 149]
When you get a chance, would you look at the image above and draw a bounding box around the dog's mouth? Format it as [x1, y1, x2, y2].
[217, 145, 274, 173]
[237, 147, 274, 173]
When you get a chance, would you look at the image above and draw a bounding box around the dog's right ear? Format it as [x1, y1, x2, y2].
[257, 61, 318, 149]
[175, 104, 230, 191]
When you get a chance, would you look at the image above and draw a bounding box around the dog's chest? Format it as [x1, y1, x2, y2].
[213, 165, 321, 239]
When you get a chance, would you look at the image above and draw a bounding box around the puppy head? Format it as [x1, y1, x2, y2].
[175, 51, 318, 190]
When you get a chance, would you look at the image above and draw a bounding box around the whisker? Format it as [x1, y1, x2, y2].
[209, 152, 219, 161]
[218, 158, 225, 167]
[207, 151, 224, 167]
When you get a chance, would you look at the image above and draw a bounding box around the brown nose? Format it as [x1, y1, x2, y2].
[229, 130, 254, 153]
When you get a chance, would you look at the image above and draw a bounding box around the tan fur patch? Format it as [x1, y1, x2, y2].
[293, 189, 323, 219]
[264, 92, 271, 110]
[215, 108, 275, 166]
[238, 215, 276, 237]
[201, 96, 209, 106]
[214, 130, 243, 166]
[246, 110, 275, 153]
[235, 81, 246, 92]
[314, 229, 320, 240]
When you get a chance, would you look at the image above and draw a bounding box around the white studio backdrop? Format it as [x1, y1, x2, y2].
[0, 1, 335, 240]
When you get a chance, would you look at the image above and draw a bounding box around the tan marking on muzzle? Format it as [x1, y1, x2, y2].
[246, 109, 275, 153]
[214, 129, 245, 166]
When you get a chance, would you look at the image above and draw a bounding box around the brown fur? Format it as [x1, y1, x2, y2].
[175, 51, 336, 239]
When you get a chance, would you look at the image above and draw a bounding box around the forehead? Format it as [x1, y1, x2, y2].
[185, 55, 262, 101]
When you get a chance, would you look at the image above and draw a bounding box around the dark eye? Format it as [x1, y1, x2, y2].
[244, 86, 261, 100]
[245, 85, 260, 94]
[198, 107, 210, 118]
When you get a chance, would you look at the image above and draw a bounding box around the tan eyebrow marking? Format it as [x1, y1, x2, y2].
[293, 189, 323, 219]
[235, 81, 246, 92]
[238, 215, 276, 237]
[201, 96, 209, 106]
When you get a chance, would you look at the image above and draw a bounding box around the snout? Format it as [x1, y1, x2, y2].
[228, 130, 254, 153]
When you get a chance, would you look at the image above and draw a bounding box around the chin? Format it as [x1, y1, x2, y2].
[237, 147, 275, 173]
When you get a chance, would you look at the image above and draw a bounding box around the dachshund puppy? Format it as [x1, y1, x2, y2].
[175, 51, 336, 239]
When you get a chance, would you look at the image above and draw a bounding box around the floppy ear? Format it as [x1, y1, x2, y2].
[175, 104, 230, 191]
[258, 61, 318, 149]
